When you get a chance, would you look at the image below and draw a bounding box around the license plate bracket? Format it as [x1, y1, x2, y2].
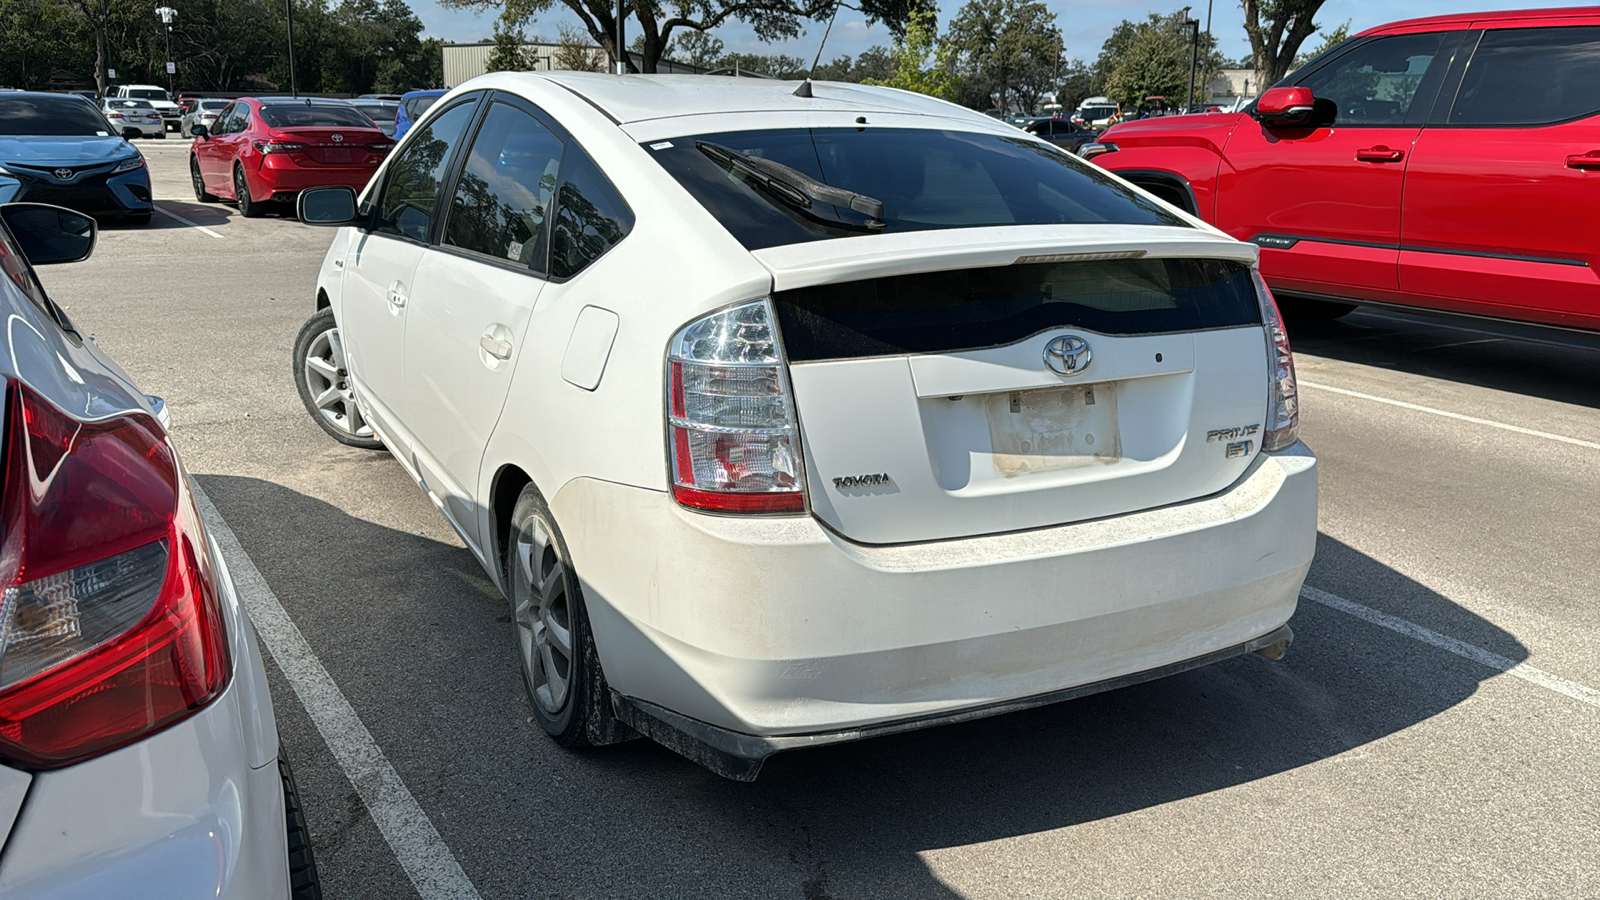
[985, 383, 1122, 477]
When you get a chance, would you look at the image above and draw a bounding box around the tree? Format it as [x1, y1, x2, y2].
[1241, 0, 1327, 91]
[944, 0, 1062, 113]
[1054, 58, 1093, 108]
[557, 23, 606, 70]
[670, 29, 724, 68]
[1095, 10, 1225, 110]
[716, 52, 808, 77]
[442, 0, 927, 75]
[863, 7, 956, 99]
[485, 17, 537, 71]
[1293, 19, 1348, 70]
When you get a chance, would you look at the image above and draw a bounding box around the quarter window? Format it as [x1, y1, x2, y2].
[1449, 26, 1600, 125]
[1299, 33, 1445, 125]
[373, 99, 477, 243]
[442, 102, 564, 269]
[549, 148, 633, 279]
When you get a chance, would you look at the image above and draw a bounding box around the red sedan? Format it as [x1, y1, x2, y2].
[189, 97, 393, 217]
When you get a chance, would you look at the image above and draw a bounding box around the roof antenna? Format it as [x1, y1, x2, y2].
[795, 0, 842, 96]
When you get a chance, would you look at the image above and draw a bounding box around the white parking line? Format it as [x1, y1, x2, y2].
[192, 483, 483, 900]
[1300, 381, 1600, 452]
[1301, 585, 1600, 710]
[153, 204, 225, 239]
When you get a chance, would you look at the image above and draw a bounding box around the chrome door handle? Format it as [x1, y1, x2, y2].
[479, 335, 512, 360]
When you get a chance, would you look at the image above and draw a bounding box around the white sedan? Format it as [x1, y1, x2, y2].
[294, 73, 1317, 780]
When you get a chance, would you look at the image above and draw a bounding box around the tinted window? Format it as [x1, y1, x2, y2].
[1299, 32, 1444, 125]
[405, 96, 440, 119]
[1450, 26, 1600, 125]
[442, 102, 563, 268]
[648, 127, 1184, 251]
[126, 88, 169, 101]
[0, 96, 110, 136]
[374, 100, 478, 242]
[549, 148, 634, 279]
[350, 101, 399, 122]
[775, 258, 1261, 361]
[199, 100, 228, 111]
[260, 104, 374, 129]
[214, 103, 247, 134]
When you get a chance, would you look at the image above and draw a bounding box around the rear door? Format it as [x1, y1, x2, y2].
[402, 94, 562, 552]
[1399, 19, 1600, 329]
[1215, 30, 1457, 297]
[758, 231, 1270, 544]
[338, 94, 481, 453]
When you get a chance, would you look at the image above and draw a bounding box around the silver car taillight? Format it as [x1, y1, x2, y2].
[1255, 272, 1299, 452]
[666, 299, 805, 514]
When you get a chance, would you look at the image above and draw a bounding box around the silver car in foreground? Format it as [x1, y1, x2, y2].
[0, 202, 317, 898]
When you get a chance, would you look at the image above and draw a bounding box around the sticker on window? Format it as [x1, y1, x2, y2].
[507, 240, 524, 262]
[650, 141, 673, 150]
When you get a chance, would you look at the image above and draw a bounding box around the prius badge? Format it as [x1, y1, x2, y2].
[1043, 335, 1092, 377]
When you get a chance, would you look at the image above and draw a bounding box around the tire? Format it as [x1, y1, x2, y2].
[154, 132, 166, 140]
[292, 308, 383, 449]
[506, 484, 632, 748]
[279, 754, 324, 900]
[235, 164, 263, 218]
[191, 156, 216, 202]
[1279, 296, 1358, 323]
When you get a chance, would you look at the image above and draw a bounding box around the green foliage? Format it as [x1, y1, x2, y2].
[485, 17, 537, 72]
[1242, 0, 1328, 89]
[944, 0, 1062, 113]
[0, 0, 442, 93]
[862, 8, 956, 100]
[1293, 19, 1348, 69]
[558, 24, 606, 71]
[670, 30, 725, 69]
[1095, 10, 1226, 109]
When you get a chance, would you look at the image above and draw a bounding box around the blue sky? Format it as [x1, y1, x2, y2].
[409, 0, 1577, 67]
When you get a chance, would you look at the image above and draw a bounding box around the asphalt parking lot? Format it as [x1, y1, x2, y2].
[34, 139, 1600, 899]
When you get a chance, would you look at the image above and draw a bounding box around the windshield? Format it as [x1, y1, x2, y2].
[127, 89, 170, 102]
[647, 126, 1185, 251]
[404, 95, 439, 119]
[0, 96, 112, 136]
[351, 101, 399, 121]
[260, 104, 375, 129]
[1080, 106, 1118, 120]
[199, 100, 228, 111]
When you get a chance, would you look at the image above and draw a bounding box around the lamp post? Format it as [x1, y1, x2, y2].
[285, 0, 298, 97]
[155, 6, 177, 94]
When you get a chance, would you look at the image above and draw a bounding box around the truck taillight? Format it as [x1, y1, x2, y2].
[666, 300, 805, 514]
[0, 383, 229, 769]
[1255, 273, 1300, 451]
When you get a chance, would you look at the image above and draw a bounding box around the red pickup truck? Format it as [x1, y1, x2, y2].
[1086, 7, 1600, 330]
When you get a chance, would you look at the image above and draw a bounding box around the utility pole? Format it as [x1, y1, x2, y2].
[156, 7, 177, 94]
[1185, 16, 1200, 109]
[286, 0, 299, 96]
[615, 0, 626, 74]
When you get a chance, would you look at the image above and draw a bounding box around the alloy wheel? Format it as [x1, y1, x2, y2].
[301, 327, 374, 441]
[513, 516, 574, 716]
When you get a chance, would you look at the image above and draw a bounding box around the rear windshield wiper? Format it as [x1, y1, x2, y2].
[696, 141, 886, 231]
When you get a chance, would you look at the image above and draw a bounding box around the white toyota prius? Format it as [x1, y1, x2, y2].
[294, 73, 1318, 780]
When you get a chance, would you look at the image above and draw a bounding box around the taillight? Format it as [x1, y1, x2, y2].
[666, 299, 805, 514]
[0, 383, 229, 769]
[1256, 273, 1299, 451]
[252, 140, 305, 154]
[367, 142, 395, 152]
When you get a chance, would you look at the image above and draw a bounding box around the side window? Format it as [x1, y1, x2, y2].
[221, 104, 249, 134]
[549, 147, 634, 279]
[442, 102, 564, 269]
[1450, 26, 1600, 125]
[1299, 32, 1445, 125]
[212, 103, 237, 133]
[373, 100, 478, 242]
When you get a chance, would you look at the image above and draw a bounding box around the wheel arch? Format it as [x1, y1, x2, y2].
[1115, 169, 1200, 216]
[486, 462, 534, 593]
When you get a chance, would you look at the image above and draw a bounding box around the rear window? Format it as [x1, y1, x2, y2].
[126, 89, 169, 101]
[108, 99, 154, 109]
[260, 104, 375, 129]
[405, 96, 440, 119]
[774, 258, 1261, 361]
[0, 96, 109, 136]
[646, 127, 1185, 251]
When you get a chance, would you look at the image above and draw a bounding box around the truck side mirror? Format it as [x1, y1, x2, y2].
[1254, 86, 1317, 127]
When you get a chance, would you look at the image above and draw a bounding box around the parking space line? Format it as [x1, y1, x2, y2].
[192, 483, 483, 900]
[153, 204, 225, 239]
[1300, 381, 1600, 451]
[1301, 585, 1600, 710]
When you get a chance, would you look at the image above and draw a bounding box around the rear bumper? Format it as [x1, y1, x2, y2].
[248, 157, 379, 200]
[552, 443, 1317, 753]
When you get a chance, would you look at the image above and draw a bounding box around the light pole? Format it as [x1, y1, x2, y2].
[1182, 12, 1200, 109]
[285, 0, 298, 97]
[155, 6, 176, 93]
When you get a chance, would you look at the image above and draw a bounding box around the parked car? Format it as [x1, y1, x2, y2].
[181, 98, 229, 138]
[0, 200, 318, 897]
[344, 98, 399, 137]
[394, 89, 446, 141]
[292, 73, 1317, 780]
[189, 97, 394, 218]
[1073, 96, 1121, 129]
[1087, 7, 1600, 330]
[111, 84, 181, 131]
[101, 97, 166, 138]
[0, 92, 153, 224]
[1023, 116, 1097, 153]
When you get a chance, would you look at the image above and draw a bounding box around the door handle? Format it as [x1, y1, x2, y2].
[479, 334, 513, 360]
[1566, 152, 1600, 170]
[385, 281, 407, 309]
[1356, 146, 1405, 163]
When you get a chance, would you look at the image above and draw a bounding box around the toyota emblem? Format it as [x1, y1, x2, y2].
[1043, 335, 1092, 377]
[330, 133, 344, 143]
[53, 168, 73, 180]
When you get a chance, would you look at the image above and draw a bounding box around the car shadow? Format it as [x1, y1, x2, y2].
[198, 472, 1526, 899]
[1288, 308, 1600, 411]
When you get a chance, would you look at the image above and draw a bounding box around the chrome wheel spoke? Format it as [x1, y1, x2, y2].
[305, 356, 338, 382]
[312, 385, 343, 411]
[540, 604, 573, 658]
